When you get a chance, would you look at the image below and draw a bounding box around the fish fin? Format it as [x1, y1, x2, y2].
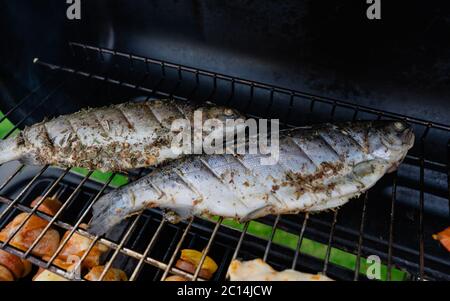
[88, 190, 139, 236]
[0, 135, 24, 165]
[239, 205, 272, 223]
[163, 209, 190, 223]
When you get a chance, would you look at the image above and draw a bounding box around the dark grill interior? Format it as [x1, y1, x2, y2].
[0, 41, 449, 281]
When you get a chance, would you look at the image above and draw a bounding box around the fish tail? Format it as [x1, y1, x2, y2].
[88, 190, 132, 236]
[0, 135, 23, 165]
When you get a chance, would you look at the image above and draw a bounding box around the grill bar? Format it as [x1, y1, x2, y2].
[0, 165, 49, 222]
[0, 76, 55, 125]
[23, 171, 94, 257]
[448, 140, 450, 222]
[322, 210, 339, 275]
[353, 193, 369, 281]
[34, 54, 450, 132]
[129, 219, 166, 281]
[231, 221, 249, 261]
[387, 173, 398, 281]
[0, 167, 71, 248]
[1, 82, 65, 140]
[97, 212, 144, 281]
[160, 219, 193, 281]
[192, 217, 223, 281]
[0, 41, 447, 281]
[291, 213, 309, 269]
[263, 215, 280, 262]
[44, 173, 116, 269]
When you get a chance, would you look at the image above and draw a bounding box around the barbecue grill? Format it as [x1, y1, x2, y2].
[0, 1, 449, 282]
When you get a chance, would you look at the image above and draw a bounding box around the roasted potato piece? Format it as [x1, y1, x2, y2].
[55, 225, 108, 270]
[0, 265, 14, 281]
[84, 266, 128, 281]
[33, 269, 68, 281]
[21, 259, 32, 278]
[433, 227, 450, 252]
[30, 196, 62, 216]
[0, 213, 60, 258]
[0, 249, 24, 279]
[164, 275, 189, 281]
[175, 249, 218, 280]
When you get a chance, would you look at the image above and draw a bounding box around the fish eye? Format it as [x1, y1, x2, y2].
[224, 108, 235, 116]
[394, 122, 405, 132]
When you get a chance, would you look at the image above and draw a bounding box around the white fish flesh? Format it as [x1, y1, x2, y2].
[0, 99, 243, 171]
[88, 121, 414, 235]
[227, 259, 333, 281]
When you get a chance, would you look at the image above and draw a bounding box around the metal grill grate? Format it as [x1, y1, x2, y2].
[0, 42, 449, 281]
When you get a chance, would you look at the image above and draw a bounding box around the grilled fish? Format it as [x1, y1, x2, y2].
[0, 99, 243, 171]
[227, 259, 333, 281]
[88, 121, 414, 235]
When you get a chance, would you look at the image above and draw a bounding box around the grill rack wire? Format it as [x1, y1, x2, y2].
[0, 41, 448, 281]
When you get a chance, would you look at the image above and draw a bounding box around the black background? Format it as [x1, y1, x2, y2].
[0, 0, 449, 123]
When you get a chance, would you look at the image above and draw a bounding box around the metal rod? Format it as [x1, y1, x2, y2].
[192, 217, 223, 281]
[291, 213, 309, 269]
[263, 215, 280, 262]
[69, 235, 100, 280]
[418, 138, 426, 280]
[0, 167, 71, 248]
[44, 173, 116, 268]
[0, 165, 49, 222]
[387, 172, 398, 281]
[97, 212, 144, 281]
[448, 139, 450, 223]
[161, 219, 194, 281]
[129, 219, 166, 281]
[354, 193, 369, 281]
[50, 43, 450, 130]
[1, 81, 65, 140]
[23, 171, 94, 257]
[231, 222, 249, 261]
[0, 164, 25, 192]
[0, 76, 55, 124]
[322, 210, 339, 275]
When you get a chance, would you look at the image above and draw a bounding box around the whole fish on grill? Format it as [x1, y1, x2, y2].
[0, 99, 243, 171]
[88, 121, 414, 235]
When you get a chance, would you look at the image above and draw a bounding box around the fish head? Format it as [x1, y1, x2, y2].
[202, 105, 244, 122]
[369, 121, 415, 172]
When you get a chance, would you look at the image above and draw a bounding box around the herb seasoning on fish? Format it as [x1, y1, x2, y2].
[89, 121, 414, 235]
[0, 99, 243, 171]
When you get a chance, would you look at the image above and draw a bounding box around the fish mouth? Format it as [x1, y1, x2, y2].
[401, 127, 415, 149]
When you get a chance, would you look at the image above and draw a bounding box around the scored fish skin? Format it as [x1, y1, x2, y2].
[0, 99, 243, 171]
[88, 120, 415, 236]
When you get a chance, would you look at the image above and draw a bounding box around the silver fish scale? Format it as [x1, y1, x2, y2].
[1, 99, 244, 171]
[88, 121, 415, 235]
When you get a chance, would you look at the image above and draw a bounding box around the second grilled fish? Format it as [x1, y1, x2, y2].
[0, 99, 243, 171]
[89, 121, 414, 235]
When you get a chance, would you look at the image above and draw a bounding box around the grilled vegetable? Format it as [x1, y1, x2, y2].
[89, 121, 414, 236]
[30, 196, 62, 216]
[0, 213, 60, 258]
[0, 249, 26, 279]
[0, 252, 32, 281]
[0, 99, 243, 172]
[53, 224, 108, 270]
[433, 227, 450, 252]
[21, 259, 32, 278]
[84, 266, 128, 281]
[175, 249, 218, 280]
[164, 275, 189, 281]
[0, 265, 14, 281]
[33, 269, 68, 281]
[227, 259, 333, 281]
